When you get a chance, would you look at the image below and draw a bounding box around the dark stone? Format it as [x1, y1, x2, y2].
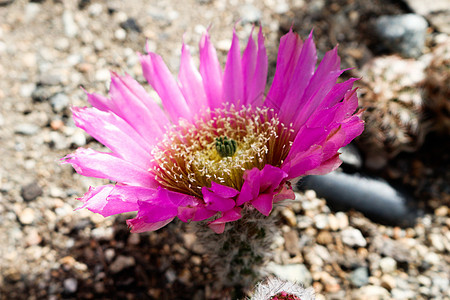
[120, 18, 141, 33]
[373, 14, 428, 58]
[297, 172, 423, 227]
[31, 85, 56, 102]
[21, 182, 43, 202]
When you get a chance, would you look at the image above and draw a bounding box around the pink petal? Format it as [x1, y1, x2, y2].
[125, 188, 200, 233]
[108, 74, 166, 144]
[251, 193, 274, 216]
[140, 50, 192, 122]
[199, 31, 223, 109]
[85, 90, 112, 112]
[63, 148, 158, 188]
[273, 185, 296, 203]
[242, 27, 257, 103]
[111, 73, 170, 134]
[76, 185, 152, 217]
[202, 186, 236, 212]
[259, 164, 289, 193]
[321, 126, 347, 160]
[127, 218, 174, 233]
[305, 153, 342, 175]
[340, 114, 365, 145]
[277, 31, 317, 126]
[334, 88, 359, 120]
[178, 42, 208, 112]
[208, 207, 242, 234]
[291, 48, 344, 129]
[247, 27, 268, 107]
[210, 181, 239, 198]
[191, 206, 217, 222]
[267, 28, 303, 109]
[236, 167, 261, 206]
[322, 78, 359, 109]
[71, 107, 152, 168]
[282, 145, 323, 179]
[208, 223, 226, 234]
[288, 126, 329, 154]
[223, 29, 244, 106]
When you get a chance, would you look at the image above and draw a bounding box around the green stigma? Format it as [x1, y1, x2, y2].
[215, 136, 237, 158]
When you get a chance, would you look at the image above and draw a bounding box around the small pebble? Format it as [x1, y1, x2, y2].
[15, 123, 39, 136]
[62, 10, 78, 38]
[281, 208, 297, 227]
[341, 228, 367, 248]
[380, 274, 396, 291]
[424, 252, 440, 266]
[434, 206, 448, 217]
[349, 267, 369, 287]
[352, 285, 390, 299]
[63, 278, 78, 294]
[379, 257, 397, 273]
[50, 93, 70, 113]
[266, 262, 313, 285]
[109, 255, 135, 274]
[114, 28, 127, 41]
[429, 233, 445, 252]
[18, 208, 36, 225]
[316, 231, 333, 245]
[21, 182, 43, 202]
[239, 4, 261, 24]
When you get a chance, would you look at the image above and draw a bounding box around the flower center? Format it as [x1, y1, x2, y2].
[215, 136, 237, 158]
[150, 105, 294, 198]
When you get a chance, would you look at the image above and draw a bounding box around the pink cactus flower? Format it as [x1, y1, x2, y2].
[63, 27, 364, 234]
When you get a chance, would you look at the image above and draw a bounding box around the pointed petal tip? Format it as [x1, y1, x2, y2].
[208, 222, 225, 234]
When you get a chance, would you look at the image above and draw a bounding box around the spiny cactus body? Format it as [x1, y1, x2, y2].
[355, 55, 428, 169]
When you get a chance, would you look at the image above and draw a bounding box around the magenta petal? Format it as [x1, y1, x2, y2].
[62, 148, 158, 188]
[208, 207, 242, 233]
[109, 73, 168, 143]
[306, 154, 343, 175]
[236, 167, 261, 206]
[76, 185, 149, 217]
[178, 42, 208, 111]
[71, 107, 152, 168]
[223, 29, 244, 105]
[247, 27, 268, 107]
[259, 164, 288, 193]
[267, 29, 303, 109]
[85, 90, 112, 112]
[340, 115, 365, 145]
[251, 193, 274, 216]
[210, 181, 239, 198]
[140, 51, 192, 122]
[271, 31, 317, 126]
[287, 126, 328, 157]
[242, 27, 257, 103]
[202, 186, 236, 212]
[127, 218, 174, 233]
[208, 223, 225, 234]
[191, 206, 217, 222]
[273, 185, 296, 203]
[118, 73, 171, 131]
[322, 78, 359, 109]
[334, 89, 359, 120]
[282, 145, 324, 179]
[135, 199, 178, 223]
[199, 31, 223, 109]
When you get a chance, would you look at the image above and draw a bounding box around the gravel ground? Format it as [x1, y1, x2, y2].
[0, 0, 449, 299]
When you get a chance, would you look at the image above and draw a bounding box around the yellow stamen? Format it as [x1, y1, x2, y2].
[150, 105, 294, 198]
